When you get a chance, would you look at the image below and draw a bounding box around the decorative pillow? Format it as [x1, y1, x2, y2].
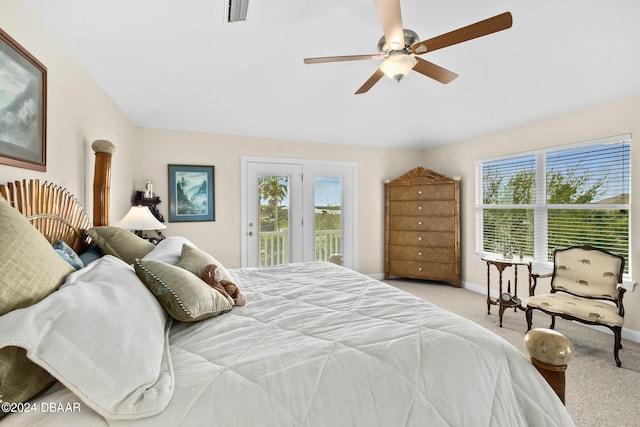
[0, 196, 74, 416]
[0, 197, 74, 315]
[86, 226, 155, 264]
[134, 258, 232, 322]
[0, 256, 173, 419]
[54, 240, 85, 270]
[176, 244, 233, 282]
[0, 347, 56, 420]
[78, 244, 103, 266]
[142, 236, 195, 265]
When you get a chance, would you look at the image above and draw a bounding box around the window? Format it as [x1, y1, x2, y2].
[476, 134, 631, 274]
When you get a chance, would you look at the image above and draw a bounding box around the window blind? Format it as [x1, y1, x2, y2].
[477, 134, 631, 273]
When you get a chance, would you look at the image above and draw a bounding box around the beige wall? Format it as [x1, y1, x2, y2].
[0, 0, 138, 221]
[422, 95, 640, 340]
[136, 128, 423, 275]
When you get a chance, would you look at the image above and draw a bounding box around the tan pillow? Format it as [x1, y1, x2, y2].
[86, 226, 155, 264]
[176, 244, 232, 281]
[0, 196, 74, 417]
[134, 259, 232, 322]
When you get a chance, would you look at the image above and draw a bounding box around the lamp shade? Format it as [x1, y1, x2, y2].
[116, 206, 167, 231]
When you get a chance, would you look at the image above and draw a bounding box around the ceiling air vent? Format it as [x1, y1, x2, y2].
[228, 0, 249, 22]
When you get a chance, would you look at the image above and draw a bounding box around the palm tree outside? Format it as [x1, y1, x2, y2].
[258, 176, 288, 232]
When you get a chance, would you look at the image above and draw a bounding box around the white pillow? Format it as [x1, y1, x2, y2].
[0, 255, 174, 420]
[142, 236, 195, 265]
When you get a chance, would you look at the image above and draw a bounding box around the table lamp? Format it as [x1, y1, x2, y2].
[116, 205, 167, 242]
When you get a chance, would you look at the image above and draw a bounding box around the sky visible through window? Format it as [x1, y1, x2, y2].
[314, 177, 342, 207]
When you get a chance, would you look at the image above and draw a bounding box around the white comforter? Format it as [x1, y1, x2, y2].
[3, 262, 574, 426]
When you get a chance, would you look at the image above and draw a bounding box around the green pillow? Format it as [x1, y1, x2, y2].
[134, 259, 232, 322]
[86, 226, 155, 264]
[176, 244, 233, 281]
[0, 347, 57, 419]
[0, 196, 74, 417]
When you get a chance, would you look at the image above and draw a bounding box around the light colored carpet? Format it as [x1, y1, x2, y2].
[387, 279, 640, 427]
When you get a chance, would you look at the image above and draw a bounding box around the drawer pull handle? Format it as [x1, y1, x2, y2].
[418, 221, 423, 225]
[418, 267, 423, 271]
[418, 252, 423, 256]
[418, 190, 423, 195]
[418, 206, 422, 210]
[418, 237, 422, 241]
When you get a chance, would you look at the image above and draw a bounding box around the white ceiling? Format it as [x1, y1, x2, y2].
[25, 0, 640, 150]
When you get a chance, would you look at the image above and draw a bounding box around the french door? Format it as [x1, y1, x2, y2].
[241, 157, 356, 269]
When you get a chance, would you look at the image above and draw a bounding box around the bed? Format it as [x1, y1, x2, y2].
[0, 151, 574, 426]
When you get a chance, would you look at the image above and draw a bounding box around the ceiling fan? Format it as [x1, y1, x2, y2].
[303, 0, 512, 94]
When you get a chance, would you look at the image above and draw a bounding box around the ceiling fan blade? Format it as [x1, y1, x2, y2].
[304, 53, 384, 64]
[375, 0, 405, 49]
[355, 69, 385, 95]
[412, 57, 458, 84]
[411, 11, 512, 55]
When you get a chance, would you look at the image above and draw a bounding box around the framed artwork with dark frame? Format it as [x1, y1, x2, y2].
[0, 27, 47, 171]
[168, 164, 215, 222]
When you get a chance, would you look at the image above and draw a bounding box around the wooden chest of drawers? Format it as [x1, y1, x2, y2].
[384, 167, 460, 287]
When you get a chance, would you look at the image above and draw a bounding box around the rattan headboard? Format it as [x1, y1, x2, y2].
[0, 139, 116, 254]
[0, 179, 91, 254]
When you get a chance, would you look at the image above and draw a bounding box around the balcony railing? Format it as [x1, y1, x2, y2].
[314, 229, 341, 262]
[259, 229, 289, 267]
[259, 229, 341, 267]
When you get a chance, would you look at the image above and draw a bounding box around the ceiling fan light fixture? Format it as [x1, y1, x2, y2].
[380, 53, 417, 82]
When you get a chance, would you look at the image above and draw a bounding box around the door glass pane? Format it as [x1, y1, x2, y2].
[314, 177, 342, 262]
[258, 176, 289, 267]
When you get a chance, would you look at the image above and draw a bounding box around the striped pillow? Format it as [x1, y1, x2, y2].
[134, 259, 232, 322]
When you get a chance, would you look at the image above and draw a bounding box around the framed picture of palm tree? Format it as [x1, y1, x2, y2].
[168, 164, 215, 222]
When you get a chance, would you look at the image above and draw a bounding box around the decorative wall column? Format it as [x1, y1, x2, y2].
[92, 139, 115, 226]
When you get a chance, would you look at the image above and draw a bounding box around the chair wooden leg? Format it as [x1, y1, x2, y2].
[526, 307, 533, 331]
[550, 315, 556, 329]
[613, 326, 622, 368]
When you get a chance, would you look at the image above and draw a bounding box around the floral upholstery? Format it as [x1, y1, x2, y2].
[526, 245, 626, 367]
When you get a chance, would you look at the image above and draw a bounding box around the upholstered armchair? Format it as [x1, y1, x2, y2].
[526, 245, 626, 367]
